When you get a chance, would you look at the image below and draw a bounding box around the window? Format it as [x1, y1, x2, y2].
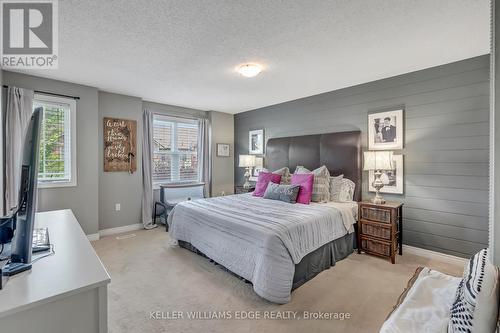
[34, 94, 77, 188]
[153, 115, 198, 183]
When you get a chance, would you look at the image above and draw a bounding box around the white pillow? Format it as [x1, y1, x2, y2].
[329, 175, 344, 201]
[338, 178, 355, 202]
[448, 248, 499, 333]
[261, 167, 291, 184]
[295, 166, 330, 202]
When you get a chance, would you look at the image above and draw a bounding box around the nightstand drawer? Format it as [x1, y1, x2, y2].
[360, 220, 392, 241]
[360, 206, 392, 223]
[360, 236, 392, 257]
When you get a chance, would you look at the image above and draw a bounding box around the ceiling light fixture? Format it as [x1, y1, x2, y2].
[237, 63, 263, 78]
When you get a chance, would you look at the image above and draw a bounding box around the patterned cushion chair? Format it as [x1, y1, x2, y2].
[380, 249, 499, 333]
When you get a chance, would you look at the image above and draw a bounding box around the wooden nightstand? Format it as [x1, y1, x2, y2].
[235, 185, 255, 194]
[357, 201, 403, 264]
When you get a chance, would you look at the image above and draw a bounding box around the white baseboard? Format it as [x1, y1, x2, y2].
[98, 223, 143, 238]
[403, 245, 468, 266]
[87, 233, 100, 242]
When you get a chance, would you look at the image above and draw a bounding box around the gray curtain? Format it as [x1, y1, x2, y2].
[141, 108, 157, 229]
[197, 118, 211, 197]
[3, 87, 34, 214]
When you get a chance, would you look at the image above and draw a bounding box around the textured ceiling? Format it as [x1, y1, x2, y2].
[10, 0, 490, 113]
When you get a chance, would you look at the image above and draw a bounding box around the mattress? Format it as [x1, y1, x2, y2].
[167, 193, 357, 303]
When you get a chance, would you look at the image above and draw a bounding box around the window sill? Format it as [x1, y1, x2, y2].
[38, 180, 77, 189]
[153, 181, 202, 190]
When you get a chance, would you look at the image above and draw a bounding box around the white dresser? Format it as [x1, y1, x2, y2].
[0, 209, 110, 333]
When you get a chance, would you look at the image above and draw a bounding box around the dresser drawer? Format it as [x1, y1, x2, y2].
[360, 236, 392, 257]
[360, 206, 393, 223]
[360, 220, 392, 241]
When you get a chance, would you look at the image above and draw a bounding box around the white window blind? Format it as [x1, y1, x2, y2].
[34, 95, 77, 187]
[153, 115, 198, 183]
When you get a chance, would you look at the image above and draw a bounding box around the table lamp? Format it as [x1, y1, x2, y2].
[239, 155, 256, 189]
[363, 151, 393, 204]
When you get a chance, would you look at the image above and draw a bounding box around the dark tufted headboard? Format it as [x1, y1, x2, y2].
[265, 131, 362, 202]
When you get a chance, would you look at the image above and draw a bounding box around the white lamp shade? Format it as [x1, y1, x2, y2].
[363, 151, 393, 171]
[239, 155, 256, 167]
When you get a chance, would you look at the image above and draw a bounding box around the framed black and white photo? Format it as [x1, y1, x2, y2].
[249, 129, 264, 155]
[216, 143, 230, 157]
[369, 155, 404, 194]
[368, 109, 404, 150]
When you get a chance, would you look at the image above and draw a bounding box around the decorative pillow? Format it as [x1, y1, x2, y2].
[448, 248, 499, 333]
[338, 178, 356, 202]
[261, 167, 291, 184]
[329, 174, 344, 201]
[253, 172, 282, 197]
[295, 166, 330, 202]
[290, 173, 314, 204]
[263, 183, 300, 204]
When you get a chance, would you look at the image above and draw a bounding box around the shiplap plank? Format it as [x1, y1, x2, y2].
[405, 95, 489, 118]
[404, 230, 486, 257]
[406, 135, 488, 151]
[403, 197, 487, 217]
[404, 240, 472, 258]
[403, 207, 489, 230]
[404, 150, 488, 163]
[405, 162, 488, 177]
[406, 108, 489, 130]
[405, 185, 488, 203]
[405, 175, 488, 190]
[406, 122, 489, 140]
[405, 219, 488, 244]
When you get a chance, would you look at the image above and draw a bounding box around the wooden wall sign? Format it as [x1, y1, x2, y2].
[103, 117, 137, 173]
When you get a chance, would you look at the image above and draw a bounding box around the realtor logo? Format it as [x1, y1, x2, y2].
[1, 0, 58, 69]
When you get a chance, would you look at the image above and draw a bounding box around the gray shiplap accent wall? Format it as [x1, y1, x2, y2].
[234, 55, 489, 258]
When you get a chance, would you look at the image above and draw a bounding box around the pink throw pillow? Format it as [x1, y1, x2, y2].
[253, 172, 282, 197]
[291, 173, 314, 204]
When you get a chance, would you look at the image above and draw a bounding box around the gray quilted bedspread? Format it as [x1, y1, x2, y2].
[167, 193, 355, 303]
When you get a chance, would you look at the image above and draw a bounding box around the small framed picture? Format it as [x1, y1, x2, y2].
[368, 109, 404, 150]
[369, 155, 404, 194]
[249, 129, 264, 155]
[216, 143, 230, 157]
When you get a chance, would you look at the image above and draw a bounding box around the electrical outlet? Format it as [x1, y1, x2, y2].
[115, 203, 121, 211]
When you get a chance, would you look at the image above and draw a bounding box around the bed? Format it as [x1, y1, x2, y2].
[167, 131, 361, 303]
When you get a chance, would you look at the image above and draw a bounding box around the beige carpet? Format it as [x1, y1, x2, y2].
[92, 227, 464, 333]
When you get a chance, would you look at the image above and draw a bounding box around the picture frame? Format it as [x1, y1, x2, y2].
[369, 154, 404, 194]
[368, 109, 404, 150]
[216, 143, 230, 157]
[249, 129, 264, 155]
